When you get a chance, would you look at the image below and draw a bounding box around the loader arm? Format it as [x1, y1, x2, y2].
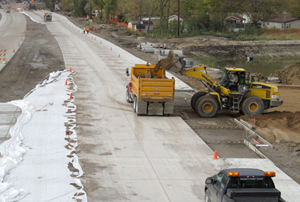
[155, 50, 218, 89]
[181, 66, 218, 89]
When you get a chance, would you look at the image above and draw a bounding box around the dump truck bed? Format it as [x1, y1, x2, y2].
[131, 64, 175, 102]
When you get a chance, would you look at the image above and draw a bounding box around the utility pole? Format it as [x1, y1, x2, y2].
[177, 0, 180, 37]
[89, 0, 92, 20]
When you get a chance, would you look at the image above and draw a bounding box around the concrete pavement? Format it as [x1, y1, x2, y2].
[0, 10, 299, 201]
[41, 11, 300, 202]
[0, 103, 21, 144]
[0, 8, 26, 71]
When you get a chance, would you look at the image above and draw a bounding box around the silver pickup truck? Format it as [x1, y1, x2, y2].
[205, 168, 285, 202]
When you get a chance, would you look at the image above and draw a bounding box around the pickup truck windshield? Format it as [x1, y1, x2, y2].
[228, 177, 275, 188]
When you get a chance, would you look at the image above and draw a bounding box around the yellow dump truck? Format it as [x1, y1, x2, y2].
[126, 64, 175, 115]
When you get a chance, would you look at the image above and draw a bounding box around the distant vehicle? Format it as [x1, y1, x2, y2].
[44, 13, 52, 22]
[6, 9, 10, 13]
[205, 168, 286, 202]
[2, 1, 6, 5]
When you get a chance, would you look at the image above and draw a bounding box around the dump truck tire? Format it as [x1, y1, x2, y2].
[126, 87, 133, 103]
[191, 91, 207, 111]
[195, 96, 218, 118]
[135, 99, 142, 116]
[133, 96, 137, 112]
[242, 96, 264, 115]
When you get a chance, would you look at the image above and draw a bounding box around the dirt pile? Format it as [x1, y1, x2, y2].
[270, 61, 300, 84]
[241, 111, 300, 143]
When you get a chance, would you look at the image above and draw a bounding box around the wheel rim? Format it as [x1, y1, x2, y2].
[202, 102, 213, 114]
[248, 102, 258, 112]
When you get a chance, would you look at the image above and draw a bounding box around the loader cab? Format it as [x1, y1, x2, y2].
[220, 67, 247, 90]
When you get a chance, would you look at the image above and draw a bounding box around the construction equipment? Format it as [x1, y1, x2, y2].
[44, 13, 52, 22]
[154, 51, 283, 118]
[126, 64, 175, 116]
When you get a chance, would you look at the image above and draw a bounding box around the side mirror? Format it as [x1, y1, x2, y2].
[126, 67, 129, 77]
[205, 178, 213, 184]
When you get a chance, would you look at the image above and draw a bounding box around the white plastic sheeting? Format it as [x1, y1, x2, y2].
[0, 71, 86, 202]
[21, 11, 45, 25]
[0, 101, 31, 201]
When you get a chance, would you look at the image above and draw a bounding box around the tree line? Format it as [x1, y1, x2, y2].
[42, 0, 300, 35]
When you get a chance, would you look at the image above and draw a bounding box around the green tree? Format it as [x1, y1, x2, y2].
[158, 0, 170, 34]
[103, 0, 117, 19]
[93, 0, 105, 20]
[287, 0, 300, 18]
[244, 0, 283, 28]
[61, 0, 72, 11]
[206, 0, 243, 31]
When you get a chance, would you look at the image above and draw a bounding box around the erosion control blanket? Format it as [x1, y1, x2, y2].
[0, 70, 86, 201]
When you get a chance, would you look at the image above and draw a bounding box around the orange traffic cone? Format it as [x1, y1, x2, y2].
[65, 80, 67, 85]
[118, 54, 120, 58]
[13, 48, 15, 53]
[213, 151, 218, 160]
[70, 67, 72, 72]
[69, 93, 72, 99]
[110, 47, 112, 50]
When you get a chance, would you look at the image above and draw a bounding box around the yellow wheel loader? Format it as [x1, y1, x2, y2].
[154, 51, 283, 118]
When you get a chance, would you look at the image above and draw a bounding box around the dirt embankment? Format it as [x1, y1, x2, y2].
[241, 111, 300, 143]
[270, 61, 300, 84]
[66, 16, 300, 60]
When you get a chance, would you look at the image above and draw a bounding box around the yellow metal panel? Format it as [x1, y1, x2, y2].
[220, 86, 230, 95]
[130, 64, 175, 102]
[209, 92, 221, 104]
[225, 67, 245, 71]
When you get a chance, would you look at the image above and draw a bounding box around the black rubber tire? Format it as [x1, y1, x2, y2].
[126, 87, 133, 103]
[242, 96, 264, 115]
[135, 102, 141, 116]
[133, 96, 137, 113]
[205, 189, 211, 202]
[195, 96, 218, 118]
[191, 91, 207, 111]
[135, 98, 142, 116]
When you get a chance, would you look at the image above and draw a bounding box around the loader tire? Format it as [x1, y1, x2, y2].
[191, 91, 207, 111]
[242, 96, 264, 115]
[195, 96, 218, 118]
[126, 87, 133, 103]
